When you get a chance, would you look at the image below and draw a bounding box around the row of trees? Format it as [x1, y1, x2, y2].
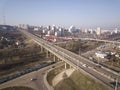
[0, 30, 25, 49]
[58, 40, 101, 54]
[0, 45, 41, 64]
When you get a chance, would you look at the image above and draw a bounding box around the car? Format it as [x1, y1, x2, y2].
[31, 77, 37, 81]
[97, 65, 101, 68]
[82, 64, 86, 67]
[52, 66, 55, 68]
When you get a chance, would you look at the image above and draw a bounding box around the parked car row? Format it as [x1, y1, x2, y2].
[0, 61, 55, 84]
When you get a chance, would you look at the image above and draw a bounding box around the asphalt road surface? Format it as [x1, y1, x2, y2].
[0, 62, 63, 90]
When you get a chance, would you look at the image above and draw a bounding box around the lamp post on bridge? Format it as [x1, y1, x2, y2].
[62, 51, 66, 69]
[77, 48, 80, 69]
[115, 72, 120, 90]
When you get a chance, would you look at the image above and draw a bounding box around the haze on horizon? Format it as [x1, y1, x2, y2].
[0, 0, 120, 29]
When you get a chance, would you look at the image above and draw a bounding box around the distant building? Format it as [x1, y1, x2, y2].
[95, 51, 107, 58]
[84, 28, 88, 33]
[48, 25, 51, 30]
[34, 27, 39, 31]
[114, 28, 118, 33]
[68, 25, 76, 33]
[18, 24, 29, 29]
[59, 28, 64, 36]
[96, 27, 101, 35]
[55, 31, 61, 36]
[42, 29, 46, 35]
[0, 25, 15, 30]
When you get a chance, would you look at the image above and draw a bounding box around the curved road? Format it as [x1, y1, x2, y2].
[0, 62, 63, 90]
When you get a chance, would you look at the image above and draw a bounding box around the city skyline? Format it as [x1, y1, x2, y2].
[0, 0, 120, 29]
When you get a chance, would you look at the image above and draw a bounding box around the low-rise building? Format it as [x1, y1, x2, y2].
[95, 51, 107, 58]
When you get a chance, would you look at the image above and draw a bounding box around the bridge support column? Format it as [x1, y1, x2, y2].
[65, 62, 67, 69]
[70, 65, 72, 68]
[105, 41, 107, 44]
[57, 58, 60, 61]
[49, 52, 52, 57]
[46, 50, 49, 58]
[41, 46, 43, 52]
[53, 55, 56, 62]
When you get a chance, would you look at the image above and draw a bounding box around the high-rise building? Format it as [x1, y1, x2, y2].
[18, 24, 29, 29]
[114, 28, 118, 33]
[96, 27, 101, 35]
[59, 28, 64, 36]
[68, 25, 76, 33]
[47, 25, 51, 30]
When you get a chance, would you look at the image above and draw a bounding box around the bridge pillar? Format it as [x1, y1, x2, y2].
[70, 65, 72, 68]
[105, 41, 107, 44]
[46, 50, 49, 58]
[41, 46, 43, 52]
[57, 58, 60, 61]
[53, 55, 56, 62]
[49, 52, 52, 57]
[65, 62, 67, 69]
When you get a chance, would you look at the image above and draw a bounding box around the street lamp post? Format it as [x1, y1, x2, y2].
[115, 72, 119, 90]
[62, 51, 66, 69]
[115, 76, 118, 90]
[77, 48, 80, 69]
[97, 56, 100, 66]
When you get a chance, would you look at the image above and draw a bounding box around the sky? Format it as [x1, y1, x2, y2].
[0, 0, 120, 29]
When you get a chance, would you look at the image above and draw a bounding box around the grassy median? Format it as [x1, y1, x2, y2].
[54, 70, 109, 90]
[47, 64, 70, 85]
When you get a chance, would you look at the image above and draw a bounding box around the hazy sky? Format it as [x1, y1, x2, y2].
[0, 0, 120, 29]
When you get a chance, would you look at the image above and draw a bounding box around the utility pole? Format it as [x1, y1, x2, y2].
[77, 48, 80, 69]
[3, 8, 6, 25]
[79, 48, 80, 55]
[115, 73, 119, 90]
[62, 51, 67, 69]
[115, 76, 118, 90]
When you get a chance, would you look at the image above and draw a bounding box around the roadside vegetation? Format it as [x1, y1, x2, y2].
[47, 65, 109, 90]
[105, 48, 120, 68]
[58, 40, 120, 69]
[47, 64, 69, 85]
[0, 30, 52, 78]
[57, 40, 103, 54]
[54, 70, 109, 90]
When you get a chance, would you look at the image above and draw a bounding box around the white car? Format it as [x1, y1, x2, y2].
[82, 64, 86, 67]
[31, 77, 37, 81]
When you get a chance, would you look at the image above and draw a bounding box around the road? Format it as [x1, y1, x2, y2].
[20, 29, 120, 90]
[0, 62, 63, 90]
[74, 37, 120, 44]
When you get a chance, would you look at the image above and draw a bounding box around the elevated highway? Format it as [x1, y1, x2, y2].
[74, 37, 120, 44]
[20, 30, 120, 90]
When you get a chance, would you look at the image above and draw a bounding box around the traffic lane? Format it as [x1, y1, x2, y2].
[63, 56, 114, 88]
[77, 64, 114, 89]
[31, 71, 47, 90]
[59, 51, 119, 89]
[63, 52, 118, 80]
[70, 55, 117, 81]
